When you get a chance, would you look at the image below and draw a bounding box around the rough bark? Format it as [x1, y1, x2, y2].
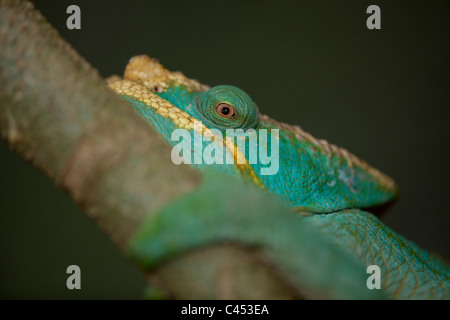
[0, 0, 301, 299]
[0, 0, 200, 249]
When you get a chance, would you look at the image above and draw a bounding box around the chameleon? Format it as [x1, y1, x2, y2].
[108, 55, 449, 299]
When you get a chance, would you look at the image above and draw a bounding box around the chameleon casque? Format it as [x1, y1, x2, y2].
[108, 55, 449, 299]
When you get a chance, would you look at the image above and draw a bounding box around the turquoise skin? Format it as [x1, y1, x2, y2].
[127, 84, 397, 213]
[114, 78, 449, 299]
[129, 172, 449, 299]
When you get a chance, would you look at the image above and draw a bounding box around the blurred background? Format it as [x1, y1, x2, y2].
[0, 0, 449, 299]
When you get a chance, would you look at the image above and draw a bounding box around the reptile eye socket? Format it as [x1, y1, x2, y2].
[195, 85, 259, 130]
[216, 103, 235, 118]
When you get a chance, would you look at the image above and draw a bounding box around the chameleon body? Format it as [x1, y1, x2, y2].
[109, 55, 449, 299]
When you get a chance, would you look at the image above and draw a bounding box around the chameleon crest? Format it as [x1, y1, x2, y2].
[109, 55, 397, 213]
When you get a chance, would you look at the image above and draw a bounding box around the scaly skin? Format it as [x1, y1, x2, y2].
[108, 55, 449, 299]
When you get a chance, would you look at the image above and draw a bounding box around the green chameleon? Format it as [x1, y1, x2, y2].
[108, 55, 449, 299]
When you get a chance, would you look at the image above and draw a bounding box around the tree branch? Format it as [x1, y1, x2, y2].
[0, 0, 300, 299]
[0, 0, 382, 300]
[0, 0, 199, 248]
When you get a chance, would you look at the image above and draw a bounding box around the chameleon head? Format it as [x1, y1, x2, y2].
[108, 55, 398, 213]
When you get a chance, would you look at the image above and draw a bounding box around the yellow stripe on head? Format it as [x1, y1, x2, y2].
[108, 79, 264, 188]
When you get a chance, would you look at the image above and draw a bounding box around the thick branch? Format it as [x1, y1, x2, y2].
[0, 0, 299, 299]
[0, 0, 382, 300]
[0, 0, 199, 248]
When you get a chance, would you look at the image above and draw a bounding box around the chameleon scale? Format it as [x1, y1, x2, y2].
[108, 55, 449, 299]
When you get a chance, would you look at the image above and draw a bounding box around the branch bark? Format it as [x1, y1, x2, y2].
[0, 0, 199, 248]
[0, 0, 302, 299]
[0, 0, 383, 300]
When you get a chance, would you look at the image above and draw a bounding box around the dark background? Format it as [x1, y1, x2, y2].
[1, 0, 449, 299]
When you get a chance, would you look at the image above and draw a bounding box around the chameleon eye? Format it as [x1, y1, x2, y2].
[216, 103, 235, 118]
[194, 85, 259, 130]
